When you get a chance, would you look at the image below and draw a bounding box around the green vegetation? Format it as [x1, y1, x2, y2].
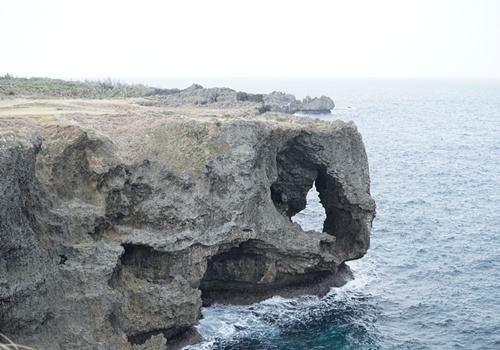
[147, 119, 229, 173]
[0, 74, 148, 99]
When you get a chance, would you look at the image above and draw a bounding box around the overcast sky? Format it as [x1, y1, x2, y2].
[1, 0, 499, 79]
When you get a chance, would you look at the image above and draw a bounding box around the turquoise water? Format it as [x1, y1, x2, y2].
[159, 78, 500, 350]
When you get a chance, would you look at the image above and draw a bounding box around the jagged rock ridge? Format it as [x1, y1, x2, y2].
[141, 84, 335, 114]
[0, 98, 374, 350]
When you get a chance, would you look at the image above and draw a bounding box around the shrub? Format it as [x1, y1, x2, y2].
[0, 77, 149, 99]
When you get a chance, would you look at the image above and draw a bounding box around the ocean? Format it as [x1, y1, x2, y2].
[131, 78, 500, 349]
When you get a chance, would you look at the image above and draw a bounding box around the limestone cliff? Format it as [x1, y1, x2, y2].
[0, 97, 375, 349]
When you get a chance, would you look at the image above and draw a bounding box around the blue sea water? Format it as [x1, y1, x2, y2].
[145, 78, 500, 350]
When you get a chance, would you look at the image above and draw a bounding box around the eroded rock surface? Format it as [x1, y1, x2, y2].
[300, 95, 336, 114]
[0, 102, 374, 350]
[141, 84, 335, 114]
[263, 92, 335, 114]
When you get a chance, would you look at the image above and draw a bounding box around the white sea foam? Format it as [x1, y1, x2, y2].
[187, 259, 378, 349]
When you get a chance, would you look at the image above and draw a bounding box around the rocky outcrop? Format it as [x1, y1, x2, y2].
[262, 91, 302, 114]
[300, 95, 336, 114]
[262, 92, 335, 114]
[141, 84, 335, 114]
[140, 84, 258, 110]
[0, 104, 374, 349]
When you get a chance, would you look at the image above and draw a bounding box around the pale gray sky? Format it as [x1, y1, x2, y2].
[1, 0, 499, 79]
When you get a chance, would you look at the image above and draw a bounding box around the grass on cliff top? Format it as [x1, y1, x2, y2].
[144, 117, 230, 173]
[0, 74, 148, 99]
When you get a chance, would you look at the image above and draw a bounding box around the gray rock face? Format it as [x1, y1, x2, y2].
[141, 85, 254, 110]
[300, 95, 336, 114]
[262, 91, 302, 114]
[263, 92, 335, 114]
[0, 112, 374, 349]
[141, 85, 334, 114]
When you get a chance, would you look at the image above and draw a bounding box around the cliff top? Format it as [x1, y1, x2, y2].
[0, 91, 349, 175]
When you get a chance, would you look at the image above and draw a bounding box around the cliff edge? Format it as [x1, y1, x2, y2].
[0, 93, 375, 349]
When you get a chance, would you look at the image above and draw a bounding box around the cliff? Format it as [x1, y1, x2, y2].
[0, 93, 375, 349]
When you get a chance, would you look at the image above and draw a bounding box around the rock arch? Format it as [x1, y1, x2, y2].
[200, 130, 374, 305]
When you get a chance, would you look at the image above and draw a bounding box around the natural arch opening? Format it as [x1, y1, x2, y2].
[269, 133, 369, 261]
[200, 133, 371, 305]
[291, 181, 326, 232]
[269, 134, 327, 230]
